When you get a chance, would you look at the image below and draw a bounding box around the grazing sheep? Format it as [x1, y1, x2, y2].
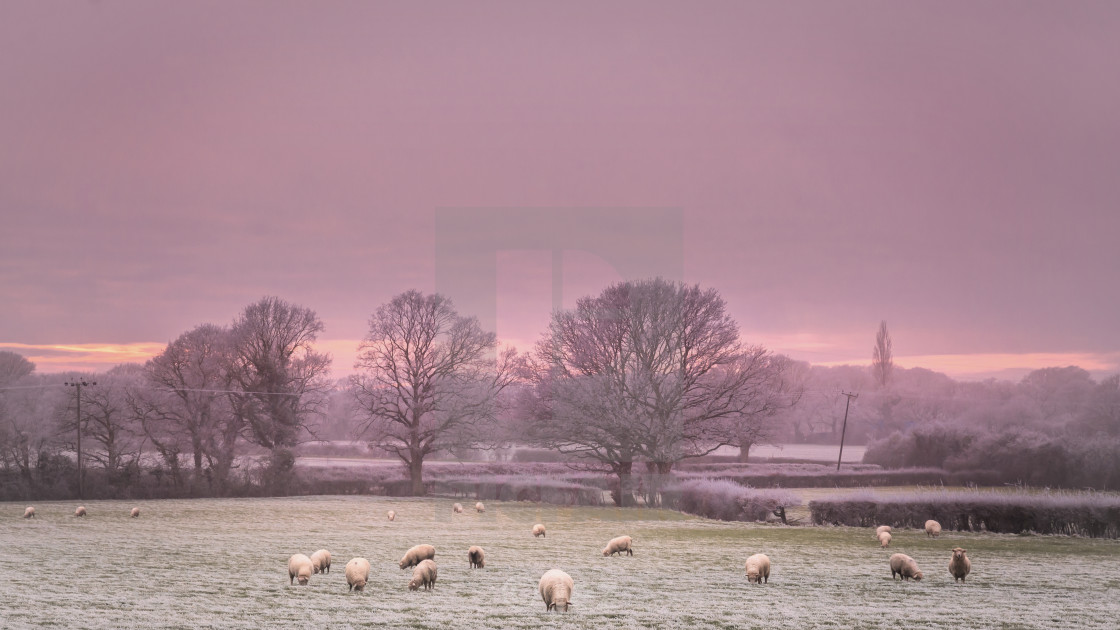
[468, 546, 485, 568]
[453, 503, 464, 513]
[288, 553, 314, 585]
[345, 557, 371, 592]
[387, 510, 396, 521]
[878, 531, 892, 548]
[399, 544, 437, 569]
[745, 553, 771, 584]
[74, 506, 87, 518]
[310, 549, 332, 574]
[889, 553, 923, 581]
[408, 559, 438, 591]
[130, 507, 140, 518]
[23, 506, 35, 519]
[539, 569, 574, 612]
[875, 525, 891, 538]
[949, 548, 971, 582]
[602, 535, 633, 557]
[532, 523, 546, 538]
[475, 502, 485, 513]
[925, 520, 942, 538]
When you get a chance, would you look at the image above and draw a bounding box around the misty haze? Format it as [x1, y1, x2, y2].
[2, 2, 1118, 629]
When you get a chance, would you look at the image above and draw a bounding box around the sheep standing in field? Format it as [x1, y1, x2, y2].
[475, 502, 485, 513]
[532, 523, 546, 538]
[399, 544, 436, 569]
[539, 569, 574, 612]
[875, 525, 891, 538]
[288, 553, 314, 585]
[925, 520, 942, 538]
[889, 553, 923, 581]
[408, 559, 438, 590]
[602, 535, 633, 557]
[878, 531, 892, 548]
[745, 553, 771, 584]
[130, 507, 140, 518]
[468, 546, 485, 568]
[387, 510, 396, 521]
[345, 557, 371, 592]
[74, 506, 86, 518]
[453, 503, 464, 513]
[949, 548, 971, 582]
[310, 549, 332, 574]
[23, 506, 35, 519]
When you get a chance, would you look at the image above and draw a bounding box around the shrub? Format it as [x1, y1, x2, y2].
[662, 478, 801, 522]
[431, 475, 606, 506]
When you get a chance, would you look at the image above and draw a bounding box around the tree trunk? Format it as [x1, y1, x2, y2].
[408, 452, 426, 496]
[613, 460, 635, 507]
[737, 441, 752, 463]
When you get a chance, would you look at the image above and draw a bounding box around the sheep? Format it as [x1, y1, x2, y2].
[399, 544, 436, 569]
[23, 506, 35, 519]
[345, 557, 371, 592]
[475, 502, 485, 513]
[288, 553, 314, 585]
[925, 520, 942, 538]
[74, 506, 87, 518]
[602, 535, 633, 557]
[878, 531, 892, 548]
[875, 525, 891, 538]
[889, 553, 923, 581]
[130, 507, 140, 518]
[949, 548, 971, 582]
[539, 569, 574, 612]
[408, 559, 438, 590]
[453, 503, 464, 513]
[532, 523, 546, 538]
[468, 546, 485, 569]
[310, 549, 332, 574]
[387, 510, 396, 521]
[745, 553, 771, 584]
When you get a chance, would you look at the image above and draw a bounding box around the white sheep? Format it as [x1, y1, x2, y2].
[602, 535, 633, 557]
[875, 525, 891, 538]
[453, 503, 464, 513]
[889, 553, 923, 581]
[532, 523, 546, 538]
[130, 507, 140, 518]
[387, 510, 396, 521]
[23, 506, 35, 519]
[745, 553, 771, 584]
[288, 553, 314, 585]
[399, 544, 436, 569]
[345, 557, 371, 592]
[475, 502, 485, 513]
[539, 569, 574, 612]
[925, 520, 942, 538]
[74, 506, 86, 517]
[310, 549, 332, 574]
[468, 546, 485, 569]
[949, 548, 971, 582]
[878, 531, 892, 548]
[408, 559, 437, 590]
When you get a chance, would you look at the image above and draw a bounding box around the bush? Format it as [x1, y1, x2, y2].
[662, 478, 801, 522]
[809, 489, 1120, 538]
[431, 475, 607, 506]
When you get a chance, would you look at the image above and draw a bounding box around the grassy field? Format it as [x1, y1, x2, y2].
[2, 497, 1118, 629]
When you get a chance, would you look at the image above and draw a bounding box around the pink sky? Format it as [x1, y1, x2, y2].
[2, 1, 1118, 382]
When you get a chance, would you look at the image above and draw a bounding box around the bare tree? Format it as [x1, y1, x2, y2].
[872, 320, 894, 389]
[228, 297, 332, 451]
[0, 351, 34, 386]
[136, 323, 239, 489]
[63, 366, 146, 482]
[527, 278, 775, 505]
[351, 290, 517, 496]
[723, 352, 806, 462]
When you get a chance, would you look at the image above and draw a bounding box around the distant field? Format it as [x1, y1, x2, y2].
[3, 497, 1117, 629]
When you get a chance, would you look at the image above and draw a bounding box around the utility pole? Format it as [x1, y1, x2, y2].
[836, 391, 858, 471]
[64, 379, 96, 500]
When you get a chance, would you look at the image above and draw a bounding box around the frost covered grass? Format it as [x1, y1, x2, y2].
[2, 497, 1119, 629]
